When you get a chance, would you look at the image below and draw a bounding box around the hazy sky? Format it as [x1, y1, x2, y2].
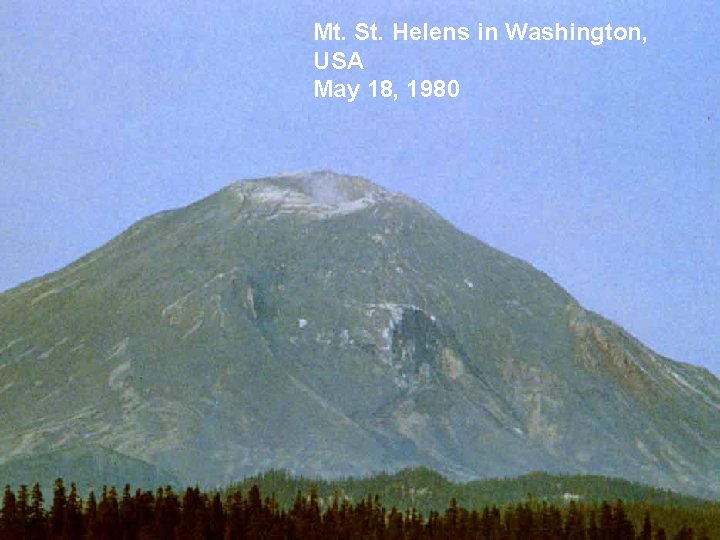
[2, 1, 718, 375]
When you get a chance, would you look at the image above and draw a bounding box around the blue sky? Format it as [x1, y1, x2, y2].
[1, 1, 718, 375]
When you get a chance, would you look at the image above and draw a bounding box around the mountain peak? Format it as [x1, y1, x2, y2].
[275, 170, 383, 202]
[223, 171, 398, 220]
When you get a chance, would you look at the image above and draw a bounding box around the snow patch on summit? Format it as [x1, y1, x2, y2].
[229, 172, 395, 220]
[250, 185, 379, 219]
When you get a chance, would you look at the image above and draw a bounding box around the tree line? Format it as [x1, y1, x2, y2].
[0, 478, 714, 539]
[225, 469, 713, 516]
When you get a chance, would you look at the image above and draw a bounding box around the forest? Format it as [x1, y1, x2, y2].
[1, 477, 718, 539]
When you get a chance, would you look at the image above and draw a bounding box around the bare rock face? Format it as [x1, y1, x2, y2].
[0, 171, 718, 497]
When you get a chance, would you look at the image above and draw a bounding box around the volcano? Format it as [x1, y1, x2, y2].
[0, 171, 718, 496]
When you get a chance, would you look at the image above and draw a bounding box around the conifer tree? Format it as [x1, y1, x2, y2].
[63, 482, 83, 540]
[50, 478, 67, 537]
[246, 484, 265, 536]
[224, 490, 245, 540]
[599, 501, 614, 540]
[445, 497, 459, 533]
[28, 482, 45, 540]
[153, 485, 179, 540]
[97, 485, 120, 540]
[613, 500, 635, 540]
[1, 485, 19, 540]
[587, 509, 599, 540]
[387, 506, 404, 540]
[564, 500, 586, 540]
[480, 506, 493, 539]
[85, 490, 97, 538]
[178, 485, 207, 539]
[208, 492, 226, 540]
[118, 484, 136, 540]
[16, 485, 30, 540]
[515, 502, 534, 539]
[640, 511, 653, 540]
[133, 489, 155, 538]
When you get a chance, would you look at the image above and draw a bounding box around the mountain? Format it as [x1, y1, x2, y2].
[0, 171, 718, 497]
[0, 445, 180, 493]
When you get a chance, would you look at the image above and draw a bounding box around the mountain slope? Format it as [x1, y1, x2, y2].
[0, 445, 181, 493]
[0, 171, 718, 496]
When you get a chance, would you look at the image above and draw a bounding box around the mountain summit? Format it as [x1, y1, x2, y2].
[1, 172, 718, 496]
